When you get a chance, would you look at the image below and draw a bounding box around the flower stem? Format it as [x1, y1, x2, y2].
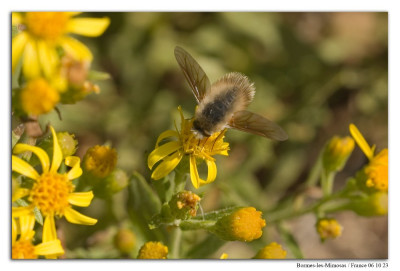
[266, 192, 345, 224]
[169, 226, 182, 259]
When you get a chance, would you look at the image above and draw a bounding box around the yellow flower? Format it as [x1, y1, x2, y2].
[12, 214, 64, 259]
[349, 124, 388, 192]
[12, 12, 110, 79]
[137, 241, 168, 259]
[83, 145, 118, 178]
[213, 207, 266, 242]
[219, 253, 229, 259]
[20, 78, 60, 116]
[148, 106, 229, 189]
[254, 242, 287, 259]
[316, 218, 343, 241]
[12, 126, 97, 241]
[322, 136, 354, 172]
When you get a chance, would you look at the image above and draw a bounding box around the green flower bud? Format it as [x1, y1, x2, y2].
[348, 192, 388, 216]
[114, 228, 136, 255]
[106, 168, 129, 194]
[322, 136, 355, 173]
[56, 132, 78, 157]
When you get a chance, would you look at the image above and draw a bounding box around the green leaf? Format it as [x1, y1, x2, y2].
[127, 171, 161, 218]
[33, 206, 44, 225]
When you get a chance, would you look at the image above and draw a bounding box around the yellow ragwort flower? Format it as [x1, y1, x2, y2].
[213, 207, 266, 242]
[20, 78, 60, 116]
[12, 214, 64, 259]
[148, 106, 229, 188]
[254, 242, 287, 259]
[83, 145, 118, 178]
[349, 124, 388, 191]
[316, 218, 343, 241]
[12, 12, 110, 79]
[12, 126, 97, 241]
[137, 241, 168, 259]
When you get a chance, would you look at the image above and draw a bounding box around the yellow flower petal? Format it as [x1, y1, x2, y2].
[35, 239, 65, 257]
[22, 39, 41, 79]
[50, 126, 63, 173]
[67, 17, 110, 37]
[190, 158, 217, 188]
[65, 12, 82, 17]
[65, 156, 83, 180]
[43, 215, 57, 242]
[200, 159, 217, 186]
[12, 32, 28, 73]
[12, 188, 30, 202]
[13, 143, 50, 173]
[155, 130, 179, 147]
[37, 39, 59, 78]
[60, 36, 93, 61]
[64, 207, 97, 225]
[12, 217, 17, 245]
[12, 155, 40, 180]
[190, 155, 201, 189]
[12, 206, 34, 218]
[349, 124, 374, 160]
[12, 12, 24, 24]
[151, 151, 183, 180]
[148, 141, 182, 170]
[68, 191, 94, 207]
[19, 214, 35, 240]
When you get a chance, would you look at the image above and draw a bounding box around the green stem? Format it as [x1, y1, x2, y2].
[266, 192, 345, 224]
[321, 170, 335, 197]
[179, 219, 216, 231]
[169, 227, 182, 259]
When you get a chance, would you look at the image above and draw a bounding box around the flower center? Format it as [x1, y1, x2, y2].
[29, 172, 74, 217]
[12, 240, 38, 259]
[25, 12, 69, 40]
[181, 118, 229, 160]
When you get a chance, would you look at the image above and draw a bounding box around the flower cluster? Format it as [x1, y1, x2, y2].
[12, 126, 97, 258]
[12, 12, 110, 119]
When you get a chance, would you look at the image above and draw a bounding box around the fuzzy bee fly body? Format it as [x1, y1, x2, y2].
[174, 46, 288, 141]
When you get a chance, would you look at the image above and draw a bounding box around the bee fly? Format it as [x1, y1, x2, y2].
[174, 46, 288, 141]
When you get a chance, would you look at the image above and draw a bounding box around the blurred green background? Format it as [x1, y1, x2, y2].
[40, 12, 387, 258]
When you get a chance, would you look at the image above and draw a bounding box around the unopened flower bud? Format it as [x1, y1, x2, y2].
[212, 207, 266, 242]
[316, 218, 343, 241]
[114, 228, 136, 255]
[137, 241, 168, 259]
[322, 136, 354, 173]
[254, 242, 287, 259]
[348, 192, 388, 216]
[83, 145, 117, 178]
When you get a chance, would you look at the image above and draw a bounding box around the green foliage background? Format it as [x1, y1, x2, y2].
[32, 12, 387, 258]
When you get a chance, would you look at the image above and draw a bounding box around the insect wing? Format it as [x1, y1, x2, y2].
[229, 110, 288, 141]
[174, 46, 211, 103]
